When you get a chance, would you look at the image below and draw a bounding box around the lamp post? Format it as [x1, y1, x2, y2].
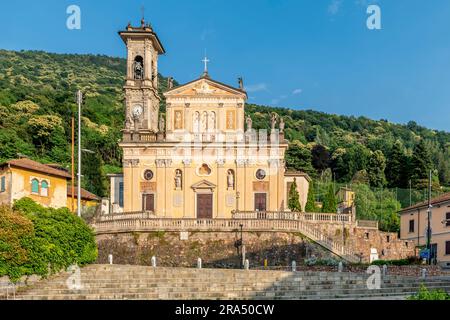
[76, 90, 95, 218]
[234, 224, 244, 269]
[426, 170, 432, 265]
[76, 90, 83, 218]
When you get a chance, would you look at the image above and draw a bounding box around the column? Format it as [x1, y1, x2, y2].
[217, 159, 226, 218]
[123, 160, 133, 212]
[236, 159, 246, 211]
[268, 160, 278, 211]
[277, 159, 285, 211]
[156, 159, 166, 217]
[183, 159, 193, 218]
[165, 159, 173, 218]
[184, 103, 190, 132]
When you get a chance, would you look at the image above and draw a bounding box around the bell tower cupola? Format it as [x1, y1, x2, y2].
[119, 19, 165, 134]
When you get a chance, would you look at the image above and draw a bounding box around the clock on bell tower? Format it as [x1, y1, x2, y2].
[119, 19, 165, 134]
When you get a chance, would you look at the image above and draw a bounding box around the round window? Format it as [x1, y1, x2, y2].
[256, 169, 266, 180]
[143, 170, 154, 181]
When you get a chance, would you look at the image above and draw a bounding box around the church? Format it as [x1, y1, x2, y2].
[108, 19, 310, 218]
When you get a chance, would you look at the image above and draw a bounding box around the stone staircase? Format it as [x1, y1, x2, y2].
[9, 264, 450, 300]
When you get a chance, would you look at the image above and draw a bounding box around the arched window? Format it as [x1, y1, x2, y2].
[31, 179, 39, 194]
[133, 56, 144, 80]
[193, 112, 200, 132]
[201, 111, 208, 132]
[41, 180, 49, 197]
[209, 111, 216, 131]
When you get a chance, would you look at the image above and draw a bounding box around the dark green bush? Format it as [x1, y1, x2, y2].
[0, 198, 97, 281]
[371, 257, 418, 266]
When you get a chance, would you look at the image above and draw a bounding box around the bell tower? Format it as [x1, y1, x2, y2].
[119, 19, 165, 135]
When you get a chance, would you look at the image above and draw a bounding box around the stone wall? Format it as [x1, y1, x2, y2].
[96, 231, 337, 268]
[313, 222, 415, 262]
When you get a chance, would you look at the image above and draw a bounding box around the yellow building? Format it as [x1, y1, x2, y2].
[118, 20, 292, 218]
[67, 186, 100, 212]
[0, 158, 71, 208]
[399, 192, 450, 267]
[336, 187, 356, 214]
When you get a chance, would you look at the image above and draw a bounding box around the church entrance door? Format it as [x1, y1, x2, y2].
[197, 194, 213, 219]
[254, 193, 267, 212]
[142, 194, 155, 212]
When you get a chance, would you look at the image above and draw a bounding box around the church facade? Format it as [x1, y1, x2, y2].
[115, 20, 309, 218]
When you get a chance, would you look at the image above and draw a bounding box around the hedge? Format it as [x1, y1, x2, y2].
[0, 198, 97, 282]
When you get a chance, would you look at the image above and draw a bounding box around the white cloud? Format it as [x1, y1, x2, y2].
[200, 29, 215, 41]
[292, 88, 303, 95]
[328, 0, 343, 15]
[245, 83, 268, 92]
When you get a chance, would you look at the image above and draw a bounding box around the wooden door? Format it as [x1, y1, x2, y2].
[197, 194, 213, 219]
[254, 193, 267, 212]
[142, 194, 155, 212]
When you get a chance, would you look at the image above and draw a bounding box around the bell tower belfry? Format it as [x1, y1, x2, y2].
[119, 19, 165, 135]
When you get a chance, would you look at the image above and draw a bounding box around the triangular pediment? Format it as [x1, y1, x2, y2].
[164, 77, 247, 98]
[191, 179, 217, 190]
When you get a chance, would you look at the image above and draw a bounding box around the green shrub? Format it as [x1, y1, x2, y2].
[0, 198, 97, 282]
[304, 257, 343, 266]
[371, 257, 418, 266]
[408, 285, 450, 300]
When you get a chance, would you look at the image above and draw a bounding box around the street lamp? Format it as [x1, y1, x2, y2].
[76, 90, 95, 218]
[234, 224, 244, 268]
[76, 90, 83, 218]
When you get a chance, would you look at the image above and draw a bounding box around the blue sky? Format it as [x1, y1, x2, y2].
[1, 0, 449, 131]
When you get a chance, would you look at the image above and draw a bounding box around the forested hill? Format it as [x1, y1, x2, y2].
[1, 49, 449, 199]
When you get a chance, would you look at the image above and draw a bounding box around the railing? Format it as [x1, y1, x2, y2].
[356, 220, 379, 229]
[92, 217, 360, 263]
[232, 211, 352, 223]
[97, 211, 157, 221]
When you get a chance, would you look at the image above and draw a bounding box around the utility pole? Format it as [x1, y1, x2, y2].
[76, 90, 83, 218]
[71, 116, 75, 212]
[409, 179, 412, 207]
[426, 170, 432, 265]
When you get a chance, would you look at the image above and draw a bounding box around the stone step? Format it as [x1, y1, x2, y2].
[11, 265, 450, 300]
[17, 284, 450, 298]
[13, 289, 436, 300]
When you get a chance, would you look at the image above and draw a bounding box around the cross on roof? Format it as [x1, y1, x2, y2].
[202, 56, 210, 73]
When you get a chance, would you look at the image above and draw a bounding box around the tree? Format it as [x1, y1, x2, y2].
[367, 150, 387, 188]
[288, 178, 302, 212]
[285, 141, 315, 177]
[311, 144, 331, 173]
[410, 139, 433, 189]
[82, 152, 107, 197]
[322, 184, 337, 213]
[305, 181, 319, 212]
[386, 140, 407, 188]
[353, 184, 401, 232]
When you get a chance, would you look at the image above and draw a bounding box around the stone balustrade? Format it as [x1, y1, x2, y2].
[232, 211, 352, 223]
[356, 220, 379, 229]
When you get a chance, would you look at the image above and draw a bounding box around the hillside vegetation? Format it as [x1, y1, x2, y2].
[0, 50, 449, 212]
